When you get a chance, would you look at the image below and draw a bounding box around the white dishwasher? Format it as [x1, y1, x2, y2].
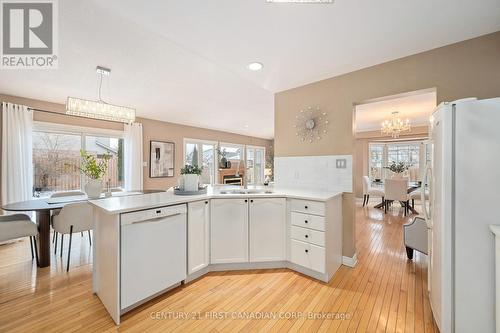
[120, 204, 187, 310]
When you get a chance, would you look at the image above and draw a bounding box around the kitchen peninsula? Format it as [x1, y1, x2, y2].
[90, 187, 343, 324]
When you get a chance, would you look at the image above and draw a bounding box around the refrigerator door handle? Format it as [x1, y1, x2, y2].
[422, 164, 432, 228]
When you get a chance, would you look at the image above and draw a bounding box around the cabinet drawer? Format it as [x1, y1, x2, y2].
[291, 212, 325, 231]
[291, 225, 325, 247]
[290, 239, 325, 274]
[290, 199, 325, 216]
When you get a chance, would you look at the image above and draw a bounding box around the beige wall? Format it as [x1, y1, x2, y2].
[0, 94, 272, 201]
[353, 125, 429, 198]
[275, 31, 500, 257]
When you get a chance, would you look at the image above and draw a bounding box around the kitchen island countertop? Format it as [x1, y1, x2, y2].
[89, 186, 343, 215]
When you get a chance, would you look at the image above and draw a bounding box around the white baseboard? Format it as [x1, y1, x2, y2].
[185, 260, 338, 284]
[342, 253, 358, 268]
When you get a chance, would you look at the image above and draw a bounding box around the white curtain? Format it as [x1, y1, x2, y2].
[1, 102, 34, 205]
[124, 122, 143, 191]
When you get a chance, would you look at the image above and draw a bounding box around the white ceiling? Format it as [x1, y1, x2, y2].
[1, 0, 499, 139]
[355, 90, 437, 132]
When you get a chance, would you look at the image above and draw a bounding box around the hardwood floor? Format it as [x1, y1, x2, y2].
[0, 202, 438, 332]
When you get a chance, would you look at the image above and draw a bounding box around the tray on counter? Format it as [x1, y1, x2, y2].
[173, 185, 208, 196]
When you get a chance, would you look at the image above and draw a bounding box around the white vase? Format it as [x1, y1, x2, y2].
[85, 179, 102, 199]
[183, 174, 199, 192]
[392, 173, 404, 179]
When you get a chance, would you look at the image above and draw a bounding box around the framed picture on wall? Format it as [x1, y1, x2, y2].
[149, 141, 175, 178]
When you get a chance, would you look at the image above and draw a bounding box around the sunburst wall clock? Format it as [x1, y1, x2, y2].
[294, 106, 329, 143]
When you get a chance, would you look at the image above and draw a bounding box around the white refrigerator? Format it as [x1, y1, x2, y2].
[424, 97, 500, 333]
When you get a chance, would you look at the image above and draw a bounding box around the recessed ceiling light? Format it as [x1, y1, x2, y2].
[244, 124, 249, 128]
[247, 62, 263, 71]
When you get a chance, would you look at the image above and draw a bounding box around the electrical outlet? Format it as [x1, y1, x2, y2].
[336, 158, 347, 169]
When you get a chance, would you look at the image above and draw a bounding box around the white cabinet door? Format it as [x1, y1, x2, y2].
[290, 239, 325, 274]
[249, 198, 286, 262]
[210, 199, 249, 264]
[187, 200, 210, 274]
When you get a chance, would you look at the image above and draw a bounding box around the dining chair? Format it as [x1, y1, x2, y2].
[384, 179, 410, 216]
[403, 216, 428, 259]
[0, 214, 39, 265]
[409, 187, 430, 210]
[52, 202, 93, 272]
[362, 176, 385, 207]
[50, 191, 86, 243]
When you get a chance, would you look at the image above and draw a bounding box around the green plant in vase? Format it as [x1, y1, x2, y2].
[384, 161, 411, 178]
[180, 164, 203, 191]
[217, 145, 228, 168]
[79, 150, 111, 198]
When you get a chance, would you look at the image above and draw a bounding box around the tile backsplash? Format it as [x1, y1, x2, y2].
[274, 155, 353, 193]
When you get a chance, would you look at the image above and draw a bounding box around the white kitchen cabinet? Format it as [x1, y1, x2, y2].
[288, 197, 342, 281]
[290, 239, 326, 273]
[249, 198, 286, 262]
[210, 198, 249, 263]
[187, 200, 210, 274]
[291, 225, 325, 247]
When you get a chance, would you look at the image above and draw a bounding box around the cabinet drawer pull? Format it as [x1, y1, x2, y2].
[305, 235, 309, 238]
[305, 205, 308, 209]
[304, 220, 308, 224]
[250, 199, 254, 203]
[305, 249, 309, 253]
[245, 199, 248, 203]
[205, 201, 208, 204]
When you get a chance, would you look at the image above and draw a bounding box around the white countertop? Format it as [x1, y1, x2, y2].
[89, 186, 343, 215]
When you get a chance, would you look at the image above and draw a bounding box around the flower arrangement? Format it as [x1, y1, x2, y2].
[79, 150, 111, 180]
[180, 164, 203, 175]
[384, 161, 411, 174]
[216, 146, 227, 159]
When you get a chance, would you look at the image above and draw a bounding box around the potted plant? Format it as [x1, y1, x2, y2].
[384, 161, 411, 179]
[180, 164, 203, 191]
[79, 150, 111, 198]
[217, 146, 229, 169]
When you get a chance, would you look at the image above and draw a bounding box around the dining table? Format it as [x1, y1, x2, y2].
[1, 190, 163, 267]
[371, 181, 422, 214]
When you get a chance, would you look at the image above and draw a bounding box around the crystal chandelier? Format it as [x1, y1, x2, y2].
[66, 66, 136, 124]
[381, 111, 411, 138]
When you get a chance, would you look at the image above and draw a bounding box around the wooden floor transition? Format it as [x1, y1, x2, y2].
[0, 201, 438, 332]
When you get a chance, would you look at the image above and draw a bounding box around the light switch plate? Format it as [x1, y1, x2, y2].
[336, 158, 347, 169]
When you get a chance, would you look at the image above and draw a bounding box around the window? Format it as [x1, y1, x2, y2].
[33, 132, 82, 197]
[387, 143, 420, 180]
[184, 139, 217, 185]
[217, 143, 244, 185]
[368, 141, 424, 182]
[85, 135, 124, 190]
[183, 140, 266, 186]
[33, 123, 124, 198]
[368, 143, 384, 180]
[246, 146, 265, 185]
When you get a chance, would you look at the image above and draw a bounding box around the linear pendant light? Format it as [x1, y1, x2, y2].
[66, 66, 136, 124]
